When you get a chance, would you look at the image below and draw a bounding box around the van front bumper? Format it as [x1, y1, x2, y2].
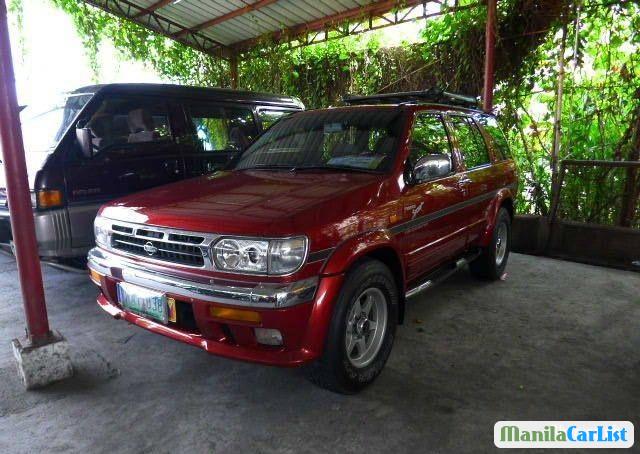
[0, 207, 89, 258]
[88, 248, 344, 367]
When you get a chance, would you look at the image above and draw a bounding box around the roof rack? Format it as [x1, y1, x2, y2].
[342, 88, 479, 109]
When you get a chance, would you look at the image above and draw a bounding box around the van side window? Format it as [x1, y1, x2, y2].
[477, 115, 511, 160]
[187, 105, 257, 152]
[258, 109, 295, 130]
[85, 97, 171, 153]
[409, 113, 452, 165]
[450, 116, 491, 169]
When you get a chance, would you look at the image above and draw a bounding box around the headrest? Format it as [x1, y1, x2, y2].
[128, 109, 153, 133]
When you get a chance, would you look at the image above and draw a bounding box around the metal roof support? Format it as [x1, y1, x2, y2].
[83, 0, 233, 59]
[0, 0, 50, 342]
[0, 0, 74, 390]
[174, 0, 280, 38]
[482, 0, 497, 112]
[133, 0, 174, 18]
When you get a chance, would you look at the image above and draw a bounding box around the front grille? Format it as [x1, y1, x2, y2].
[110, 225, 206, 267]
[0, 188, 7, 208]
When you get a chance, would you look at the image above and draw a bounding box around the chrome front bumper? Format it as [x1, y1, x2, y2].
[88, 248, 319, 309]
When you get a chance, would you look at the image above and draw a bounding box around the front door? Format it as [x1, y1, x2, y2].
[64, 95, 184, 249]
[397, 112, 467, 283]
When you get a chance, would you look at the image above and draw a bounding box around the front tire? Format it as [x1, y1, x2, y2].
[470, 207, 511, 280]
[304, 259, 398, 394]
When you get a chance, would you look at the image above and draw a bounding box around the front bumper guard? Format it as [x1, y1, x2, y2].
[88, 248, 319, 309]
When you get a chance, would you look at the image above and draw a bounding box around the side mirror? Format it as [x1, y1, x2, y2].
[76, 127, 93, 158]
[412, 154, 452, 184]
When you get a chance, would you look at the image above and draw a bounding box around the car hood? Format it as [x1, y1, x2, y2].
[100, 170, 386, 238]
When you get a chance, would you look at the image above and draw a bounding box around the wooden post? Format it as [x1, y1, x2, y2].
[230, 52, 239, 89]
[550, 22, 567, 198]
[482, 0, 497, 112]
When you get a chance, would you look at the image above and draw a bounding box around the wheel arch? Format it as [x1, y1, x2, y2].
[322, 231, 406, 324]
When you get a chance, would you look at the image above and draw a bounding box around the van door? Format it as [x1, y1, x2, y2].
[64, 95, 184, 250]
[181, 102, 258, 178]
[398, 112, 467, 282]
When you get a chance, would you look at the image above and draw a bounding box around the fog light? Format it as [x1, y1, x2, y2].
[209, 306, 261, 323]
[254, 328, 283, 346]
[89, 268, 102, 286]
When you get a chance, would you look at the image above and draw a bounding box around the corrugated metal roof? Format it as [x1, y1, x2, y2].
[82, 0, 434, 57]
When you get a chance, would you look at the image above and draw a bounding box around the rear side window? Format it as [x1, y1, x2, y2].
[477, 115, 511, 160]
[84, 97, 171, 153]
[258, 109, 295, 130]
[409, 113, 452, 164]
[450, 115, 491, 169]
[187, 104, 257, 153]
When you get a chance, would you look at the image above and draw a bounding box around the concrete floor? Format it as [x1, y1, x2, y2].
[0, 252, 638, 454]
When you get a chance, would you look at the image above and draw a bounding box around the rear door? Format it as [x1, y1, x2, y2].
[64, 95, 184, 249]
[398, 111, 467, 282]
[181, 102, 258, 178]
[447, 114, 497, 246]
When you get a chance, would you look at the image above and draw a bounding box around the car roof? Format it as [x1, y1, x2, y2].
[70, 83, 304, 109]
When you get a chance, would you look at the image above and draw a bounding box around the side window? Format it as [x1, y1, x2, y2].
[477, 115, 511, 160]
[258, 109, 295, 130]
[450, 115, 491, 169]
[409, 113, 452, 164]
[187, 105, 257, 153]
[84, 97, 171, 153]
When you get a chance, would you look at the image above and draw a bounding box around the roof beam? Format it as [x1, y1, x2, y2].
[173, 0, 279, 38]
[81, 0, 232, 59]
[134, 0, 175, 18]
[233, 0, 426, 51]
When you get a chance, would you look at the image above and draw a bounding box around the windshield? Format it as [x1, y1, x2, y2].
[235, 109, 404, 172]
[20, 92, 93, 152]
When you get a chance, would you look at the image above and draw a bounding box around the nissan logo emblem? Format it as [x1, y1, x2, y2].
[143, 241, 158, 256]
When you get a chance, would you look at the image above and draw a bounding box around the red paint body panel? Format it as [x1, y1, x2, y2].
[93, 103, 517, 367]
[98, 273, 345, 366]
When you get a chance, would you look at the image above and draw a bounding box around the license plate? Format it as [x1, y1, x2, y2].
[117, 282, 169, 324]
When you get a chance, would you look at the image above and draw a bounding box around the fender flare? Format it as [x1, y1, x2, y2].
[321, 229, 403, 279]
[478, 187, 514, 247]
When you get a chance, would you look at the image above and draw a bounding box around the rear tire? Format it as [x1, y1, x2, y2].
[304, 259, 398, 394]
[470, 207, 511, 280]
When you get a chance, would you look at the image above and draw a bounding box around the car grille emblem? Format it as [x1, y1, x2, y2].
[143, 241, 158, 256]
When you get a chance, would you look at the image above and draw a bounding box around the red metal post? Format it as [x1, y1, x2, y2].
[0, 0, 50, 341]
[483, 0, 497, 112]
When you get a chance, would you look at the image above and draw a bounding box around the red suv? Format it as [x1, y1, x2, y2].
[88, 90, 517, 393]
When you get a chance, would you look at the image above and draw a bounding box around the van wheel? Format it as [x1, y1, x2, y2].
[304, 259, 398, 394]
[470, 207, 511, 280]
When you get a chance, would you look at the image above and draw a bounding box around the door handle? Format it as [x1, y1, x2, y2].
[164, 159, 181, 175]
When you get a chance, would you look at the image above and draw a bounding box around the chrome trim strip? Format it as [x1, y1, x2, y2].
[88, 248, 318, 309]
[390, 190, 497, 235]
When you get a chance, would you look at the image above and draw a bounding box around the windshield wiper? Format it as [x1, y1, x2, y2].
[239, 164, 298, 171]
[294, 165, 381, 174]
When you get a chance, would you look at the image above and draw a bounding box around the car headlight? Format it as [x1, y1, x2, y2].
[94, 217, 111, 248]
[213, 236, 307, 275]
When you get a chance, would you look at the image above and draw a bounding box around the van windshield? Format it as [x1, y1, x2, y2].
[20, 92, 93, 153]
[235, 109, 404, 173]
